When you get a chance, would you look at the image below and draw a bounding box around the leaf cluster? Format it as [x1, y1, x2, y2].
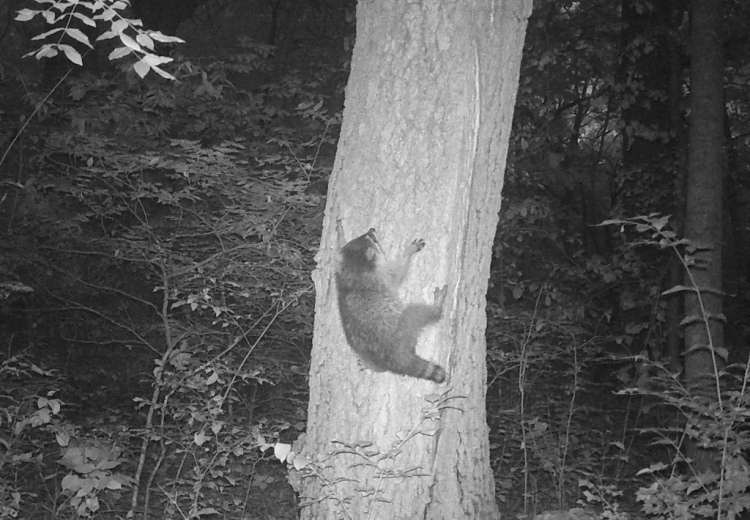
[17, 0, 184, 79]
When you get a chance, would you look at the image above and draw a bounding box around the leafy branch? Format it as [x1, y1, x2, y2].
[16, 0, 184, 79]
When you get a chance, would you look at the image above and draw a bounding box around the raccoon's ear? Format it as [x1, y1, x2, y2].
[365, 245, 378, 262]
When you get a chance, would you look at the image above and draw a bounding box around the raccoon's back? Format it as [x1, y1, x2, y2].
[335, 266, 383, 293]
[337, 286, 402, 354]
[337, 288, 445, 382]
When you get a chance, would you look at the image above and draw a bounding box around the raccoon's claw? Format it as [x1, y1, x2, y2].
[336, 220, 347, 248]
[433, 285, 448, 307]
[406, 238, 426, 256]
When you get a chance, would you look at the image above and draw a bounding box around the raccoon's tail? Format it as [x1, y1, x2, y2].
[402, 355, 446, 383]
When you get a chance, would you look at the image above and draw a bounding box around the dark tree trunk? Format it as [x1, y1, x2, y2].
[683, 0, 725, 474]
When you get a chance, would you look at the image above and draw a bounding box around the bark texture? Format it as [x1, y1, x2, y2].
[294, 1, 531, 518]
[683, 0, 724, 473]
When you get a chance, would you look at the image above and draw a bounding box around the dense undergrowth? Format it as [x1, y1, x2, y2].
[1, 1, 750, 519]
[1, 36, 337, 516]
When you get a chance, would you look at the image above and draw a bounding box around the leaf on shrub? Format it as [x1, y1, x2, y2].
[110, 19, 129, 35]
[119, 32, 141, 52]
[97, 475, 123, 491]
[59, 447, 96, 474]
[133, 60, 151, 78]
[96, 460, 121, 470]
[31, 409, 50, 426]
[109, 46, 132, 60]
[293, 454, 310, 471]
[64, 28, 93, 48]
[15, 9, 38, 22]
[149, 31, 184, 44]
[147, 63, 176, 80]
[88, 497, 101, 515]
[32, 27, 64, 41]
[59, 44, 83, 66]
[61, 474, 82, 492]
[12, 452, 33, 463]
[32, 45, 58, 59]
[636, 462, 667, 475]
[194, 431, 210, 446]
[56, 430, 70, 447]
[95, 8, 116, 22]
[48, 398, 61, 414]
[78, 478, 95, 496]
[661, 284, 691, 296]
[71, 12, 96, 27]
[274, 442, 291, 462]
[97, 30, 117, 41]
[142, 53, 174, 67]
[136, 33, 154, 50]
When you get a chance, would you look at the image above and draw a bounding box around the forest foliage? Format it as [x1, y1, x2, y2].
[1, 0, 749, 519]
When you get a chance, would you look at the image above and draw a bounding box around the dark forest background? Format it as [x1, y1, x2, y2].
[1, 0, 749, 518]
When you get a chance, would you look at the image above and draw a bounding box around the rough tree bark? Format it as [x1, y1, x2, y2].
[290, 1, 531, 519]
[683, 0, 724, 473]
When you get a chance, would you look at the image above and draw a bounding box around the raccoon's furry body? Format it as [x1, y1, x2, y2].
[335, 227, 447, 383]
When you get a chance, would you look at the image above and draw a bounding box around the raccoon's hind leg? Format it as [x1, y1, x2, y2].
[400, 285, 446, 329]
[389, 285, 448, 382]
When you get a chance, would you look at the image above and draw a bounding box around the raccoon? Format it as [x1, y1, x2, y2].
[335, 227, 447, 383]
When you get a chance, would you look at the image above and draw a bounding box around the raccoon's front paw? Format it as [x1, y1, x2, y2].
[406, 238, 426, 256]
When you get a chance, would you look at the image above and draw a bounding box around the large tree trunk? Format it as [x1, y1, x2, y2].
[683, 0, 724, 473]
[291, 1, 531, 518]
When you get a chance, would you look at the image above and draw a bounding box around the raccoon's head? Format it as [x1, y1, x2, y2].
[341, 228, 383, 270]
